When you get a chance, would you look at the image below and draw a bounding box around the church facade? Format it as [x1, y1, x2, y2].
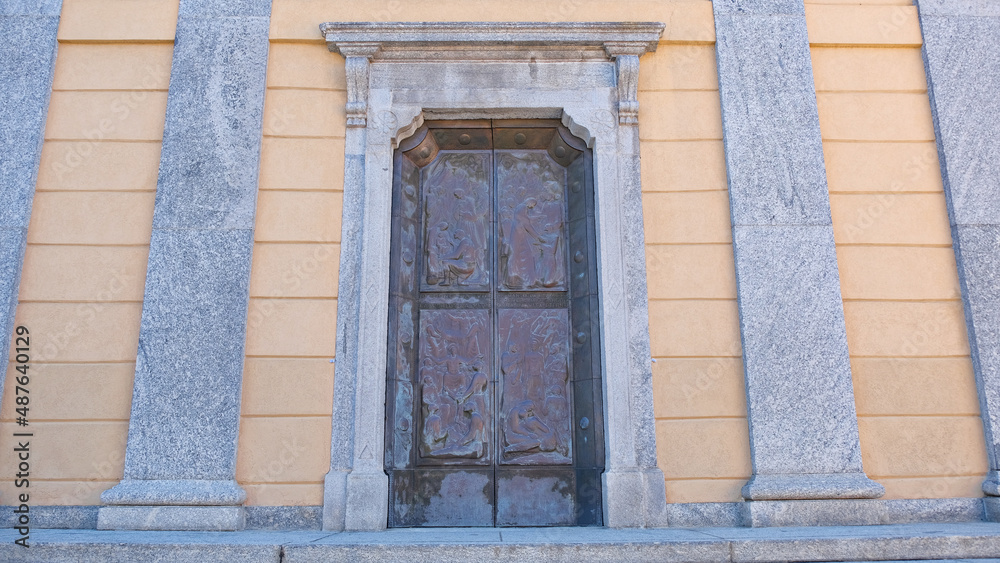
[1, 0, 999, 536]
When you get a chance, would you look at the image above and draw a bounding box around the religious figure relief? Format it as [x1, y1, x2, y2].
[497, 152, 568, 291]
[418, 310, 491, 463]
[422, 153, 490, 289]
[499, 309, 572, 465]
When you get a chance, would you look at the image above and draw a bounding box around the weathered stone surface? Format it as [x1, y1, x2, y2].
[725, 523, 1000, 561]
[178, 0, 271, 17]
[97, 506, 246, 532]
[918, 0, 1000, 17]
[733, 226, 880, 498]
[713, 0, 805, 16]
[742, 474, 885, 502]
[954, 225, 1000, 495]
[714, 0, 879, 501]
[102, 479, 247, 506]
[741, 499, 883, 528]
[6, 497, 986, 531]
[6, 522, 1000, 562]
[740, 497, 986, 528]
[920, 14, 1000, 226]
[985, 497, 1000, 522]
[112, 229, 253, 480]
[100, 0, 271, 530]
[664, 502, 741, 528]
[0, 229, 26, 359]
[883, 497, 986, 524]
[0, 11, 60, 502]
[714, 13, 830, 227]
[152, 16, 269, 230]
[918, 3, 1000, 497]
[0, 15, 57, 227]
[0, 505, 98, 529]
[321, 21, 664, 52]
[245, 506, 323, 531]
[0, 0, 61, 16]
[0, 529, 289, 562]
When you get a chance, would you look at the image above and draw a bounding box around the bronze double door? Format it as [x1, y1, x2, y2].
[385, 120, 604, 527]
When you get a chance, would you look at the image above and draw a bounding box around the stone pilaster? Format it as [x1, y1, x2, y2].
[915, 0, 1000, 500]
[97, 0, 271, 531]
[711, 0, 884, 507]
[0, 4, 63, 496]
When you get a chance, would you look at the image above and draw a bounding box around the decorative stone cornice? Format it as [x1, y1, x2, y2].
[321, 22, 664, 128]
[321, 21, 664, 54]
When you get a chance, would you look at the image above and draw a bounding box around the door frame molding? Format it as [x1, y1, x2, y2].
[319, 22, 666, 531]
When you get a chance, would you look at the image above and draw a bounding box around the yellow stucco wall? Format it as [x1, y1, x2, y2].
[0, 0, 988, 507]
[236, 38, 345, 506]
[0, 0, 178, 505]
[807, 0, 987, 498]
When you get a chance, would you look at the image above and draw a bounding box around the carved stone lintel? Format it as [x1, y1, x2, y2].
[604, 42, 649, 125]
[335, 42, 380, 128]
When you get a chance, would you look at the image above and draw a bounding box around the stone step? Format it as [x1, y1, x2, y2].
[3, 523, 1000, 562]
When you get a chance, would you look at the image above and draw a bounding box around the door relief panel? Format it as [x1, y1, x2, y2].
[499, 309, 572, 465]
[497, 152, 568, 291]
[386, 121, 603, 527]
[422, 152, 491, 291]
[418, 309, 492, 463]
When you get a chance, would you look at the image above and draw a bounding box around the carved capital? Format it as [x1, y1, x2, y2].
[335, 42, 381, 128]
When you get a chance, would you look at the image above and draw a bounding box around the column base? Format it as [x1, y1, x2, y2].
[99, 479, 247, 531]
[322, 469, 349, 531]
[982, 470, 1000, 496]
[740, 499, 883, 527]
[101, 479, 247, 506]
[344, 470, 389, 531]
[97, 506, 245, 531]
[742, 473, 885, 500]
[985, 497, 1000, 522]
[603, 467, 668, 528]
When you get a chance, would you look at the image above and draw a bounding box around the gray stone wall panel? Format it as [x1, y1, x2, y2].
[0, 0, 61, 16]
[921, 15, 1000, 226]
[918, 1, 1000, 496]
[714, 0, 880, 500]
[178, 0, 271, 18]
[152, 16, 270, 230]
[0, 228, 28, 379]
[0, 15, 59, 227]
[714, 14, 832, 227]
[734, 226, 864, 475]
[124, 229, 252, 480]
[953, 224, 1000, 483]
[918, 0, 1000, 17]
[101, 0, 271, 530]
[0, 7, 61, 500]
[713, 0, 805, 16]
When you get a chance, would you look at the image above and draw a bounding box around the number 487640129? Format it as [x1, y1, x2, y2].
[13, 326, 29, 425]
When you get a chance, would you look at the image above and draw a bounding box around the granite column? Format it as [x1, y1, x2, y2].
[712, 0, 884, 518]
[915, 0, 1000, 503]
[97, 0, 271, 531]
[0, 2, 64, 495]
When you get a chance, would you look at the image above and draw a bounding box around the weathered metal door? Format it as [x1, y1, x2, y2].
[385, 120, 604, 527]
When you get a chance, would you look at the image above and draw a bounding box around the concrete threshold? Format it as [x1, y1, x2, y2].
[2, 523, 1000, 562]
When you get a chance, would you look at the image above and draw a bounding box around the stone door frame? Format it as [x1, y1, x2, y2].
[319, 22, 667, 531]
